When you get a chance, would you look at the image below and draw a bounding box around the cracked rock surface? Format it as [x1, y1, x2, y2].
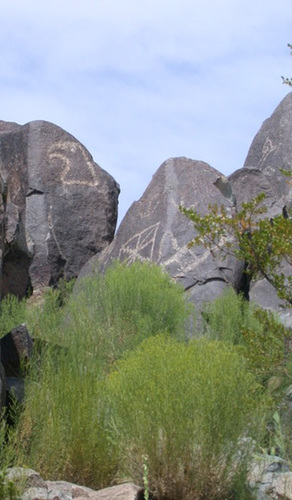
[79, 93, 292, 318]
[0, 120, 120, 297]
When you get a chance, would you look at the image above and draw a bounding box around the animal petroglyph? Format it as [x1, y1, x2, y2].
[118, 223, 160, 263]
[47, 141, 99, 187]
[260, 138, 277, 165]
[158, 231, 212, 276]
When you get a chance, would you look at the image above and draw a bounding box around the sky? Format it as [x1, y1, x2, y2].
[0, 1, 291, 226]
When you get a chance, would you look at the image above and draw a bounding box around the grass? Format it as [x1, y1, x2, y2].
[202, 288, 290, 384]
[107, 334, 268, 499]
[0, 262, 290, 498]
[12, 261, 194, 488]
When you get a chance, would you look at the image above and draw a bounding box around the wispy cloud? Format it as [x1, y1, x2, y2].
[0, 1, 291, 223]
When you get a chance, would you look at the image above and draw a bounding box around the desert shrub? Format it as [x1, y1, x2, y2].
[107, 334, 268, 500]
[203, 288, 289, 383]
[240, 307, 289, 383]
[0, 470, 19, 500]
[25, 280, 75, 342]
[15, 344, 116, 488]
[63, 260, 194, 366]
[0, 296, 26, 338]
[14, 261, 193, 487]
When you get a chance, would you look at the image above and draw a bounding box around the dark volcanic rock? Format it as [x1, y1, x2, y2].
[0, 323, 33, 377]
[78, 94, 292, 321]
[79, 157, 241, 310]
[231, 93, 292, 324]
[0, 120, 120, 296]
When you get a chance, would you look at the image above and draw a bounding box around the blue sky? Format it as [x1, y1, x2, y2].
[0, 0, 291, 225]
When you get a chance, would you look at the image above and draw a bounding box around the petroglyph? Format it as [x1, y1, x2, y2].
[158, 231, 212, 275]
[260, 138, 277, 165]
[47, 141, 99, 187]
[118, 223, 160, 263]
[118, 218, 213, 276]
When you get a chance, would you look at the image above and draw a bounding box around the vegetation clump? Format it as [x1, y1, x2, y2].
[0, 260, 290, 499]
[107, 334, 268, 499]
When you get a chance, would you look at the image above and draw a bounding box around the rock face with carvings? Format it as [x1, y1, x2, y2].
[79, 93, 292, 319]
[238, 92, 292, 325]
[79, 157, 243, 310]
[0, 120, 120, 297]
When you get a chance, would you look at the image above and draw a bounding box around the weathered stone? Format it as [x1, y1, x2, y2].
[78, 157, 241, 310]
[45, 481, 96, 498]
[0, 323, 33, 377]
[74, 483, 143, 500]
[78, 95, 292, 321]
[244, 92, 292, 196]
[230, 93, 292, 319]
[5, 376, 25, 402]
[22, 487, 71, 500]
[0, 120, 120, 297]
[6, 467, 47, 489]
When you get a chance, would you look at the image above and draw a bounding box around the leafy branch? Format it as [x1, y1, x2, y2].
[281, 43, 292, 87]
[180, 192, 292, 305]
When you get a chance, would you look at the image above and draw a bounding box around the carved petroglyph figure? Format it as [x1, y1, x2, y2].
[47, 141, 99, 187]
[118, 219, 211, 278]
[260, 138, 277, 165]
[118, 223, 160, 263]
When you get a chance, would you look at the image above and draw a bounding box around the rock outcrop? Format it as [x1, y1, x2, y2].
[230, 92, 292, 325]
[0, 323, 33, 418]
[5, 468, 143, 500]
[79, 158, 243, 309]
[79, 93, 292, 320]
[6, 457, 292, 500]
[0, 120, 120, 298]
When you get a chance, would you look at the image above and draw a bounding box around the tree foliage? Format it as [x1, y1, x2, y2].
[281, 43, 292, 87]
[180, 192, 292, 304]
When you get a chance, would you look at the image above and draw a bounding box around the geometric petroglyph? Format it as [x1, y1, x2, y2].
[47, 141, 99, 187]
[158, 231, 212, 277]
[118, 222, 160, 263]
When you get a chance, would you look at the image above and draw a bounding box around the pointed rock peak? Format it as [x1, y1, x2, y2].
[244, 92, 292, 196]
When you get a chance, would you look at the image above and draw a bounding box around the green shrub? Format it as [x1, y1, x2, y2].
[25, 281, 75, 342]
[0, 470, 19, 500]
[107, 335, 268, 500]
[203, 289, 289, 383]
[14, 261, 193, 488]
[0, 295, 26, 338]
[16, 348, 116, 487]
[63, 260, 194, 366]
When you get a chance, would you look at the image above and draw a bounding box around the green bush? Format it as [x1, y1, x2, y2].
[14, 261, 193, 487]
[16, 349, 116, 487]
[202, 289, 289, 383]
[25, 280, 75, 342]
[63, 260, 194, 366]
[0, 470, 19, 500]
[0, 295, 26, 338]
[107, 334, 268, 500]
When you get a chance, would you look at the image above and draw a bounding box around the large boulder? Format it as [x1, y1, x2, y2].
[79, 157, 242, 310]
[0, 120, 120, 297]
[78, 94, 292, 321]
[0, 323, 33, 377]
[230, 92, 292, 324]
[244, 92, 292, 195]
